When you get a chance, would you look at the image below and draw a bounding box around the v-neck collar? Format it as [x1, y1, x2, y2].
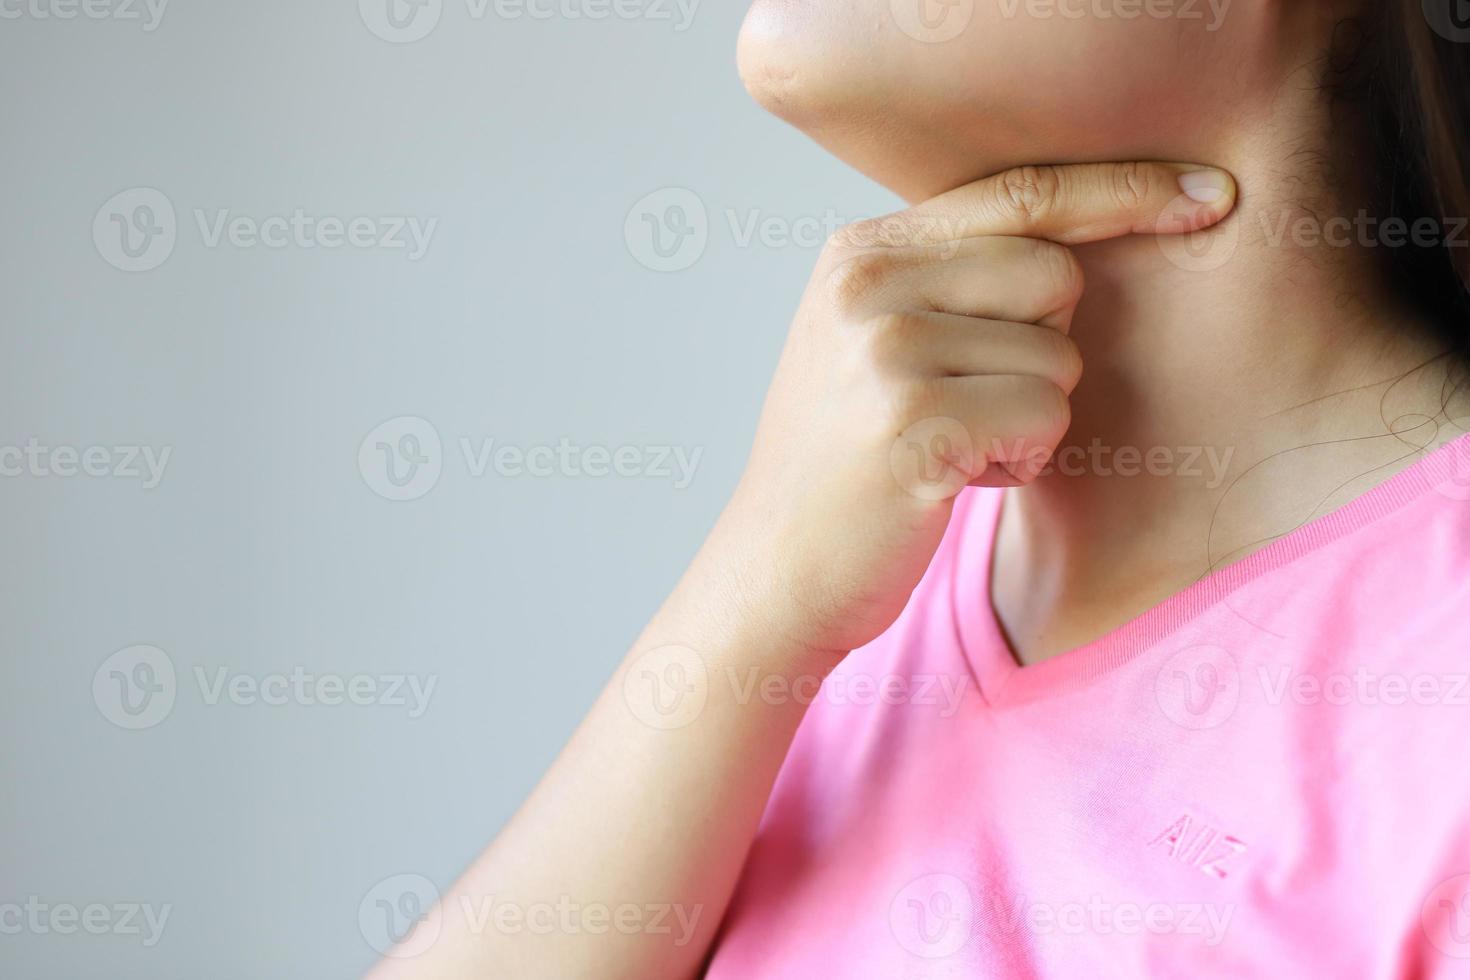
[950, 432, 1470, 707]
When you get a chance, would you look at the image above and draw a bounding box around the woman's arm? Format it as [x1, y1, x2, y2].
[365, 161, 1235, 980]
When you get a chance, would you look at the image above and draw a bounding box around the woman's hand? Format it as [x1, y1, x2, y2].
[713, 162, 1236, 657]
[366, 161, 1234, 980]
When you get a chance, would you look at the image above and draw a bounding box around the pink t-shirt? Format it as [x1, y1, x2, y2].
[707, 435, 1470, 978]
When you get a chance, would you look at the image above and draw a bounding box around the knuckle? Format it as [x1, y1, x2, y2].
[825, 249, 898, 310]
[1029, 378, 1073, 438]
[996, 165, 1060, 224]
[1110, 161, 1153, 211]
[828, 216, 902, 252]
[1045, 332, 1085, 390]
[1003, 375, 1071, 441]
[870, 310, 914, 335]
[888, 376, 942, 428]
[1029, 240, 1085, 308]
[861, 312, 917, 368]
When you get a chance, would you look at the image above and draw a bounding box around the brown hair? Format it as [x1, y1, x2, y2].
[1344, 3, 1470, 339]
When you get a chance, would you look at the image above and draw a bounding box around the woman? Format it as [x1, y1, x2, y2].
[371, 1, 1470, 976]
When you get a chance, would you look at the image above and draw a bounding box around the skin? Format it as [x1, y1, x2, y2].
[741, 0, 1468, 659]
[368, 2, 1469, 977]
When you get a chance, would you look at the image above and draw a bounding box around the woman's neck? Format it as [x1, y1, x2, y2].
[990, 140, 1468, 666]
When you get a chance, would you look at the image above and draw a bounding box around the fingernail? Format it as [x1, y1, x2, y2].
[1178, 169, 1232, 205]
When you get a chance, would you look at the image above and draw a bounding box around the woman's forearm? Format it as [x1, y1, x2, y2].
[366, 516, 834, 979]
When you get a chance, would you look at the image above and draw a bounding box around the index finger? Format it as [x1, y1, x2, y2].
[845, 161, 1237, 249]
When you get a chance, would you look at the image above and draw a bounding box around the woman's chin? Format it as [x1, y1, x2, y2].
[735, 8, 1066, 203]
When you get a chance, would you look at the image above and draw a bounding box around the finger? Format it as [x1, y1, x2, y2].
[928, 373, 1073, 485]
[823, 236, 1084, 330]
[841, 161, 1237, 249]
[904, 236, 1084, 331]
[869, 312, 1084, 394]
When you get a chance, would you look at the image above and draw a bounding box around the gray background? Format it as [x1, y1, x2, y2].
[0, 1, 896, 976]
